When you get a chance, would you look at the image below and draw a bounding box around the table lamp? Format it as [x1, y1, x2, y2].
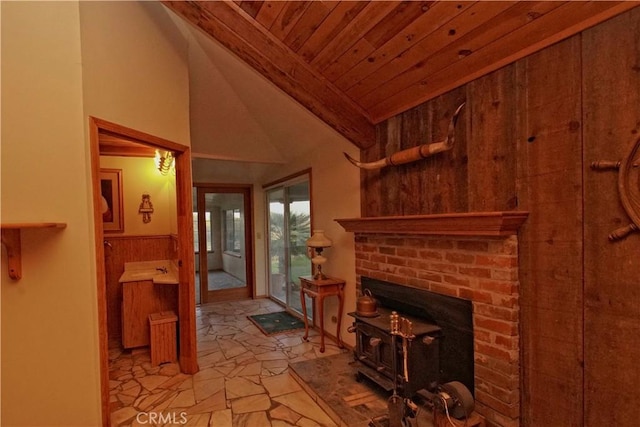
[306, 230, 333, 280]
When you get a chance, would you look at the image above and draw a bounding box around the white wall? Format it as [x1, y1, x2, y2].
[1, 1, 191, 425]
[1, 2, 99, 425]
[79, 1, 190, 145]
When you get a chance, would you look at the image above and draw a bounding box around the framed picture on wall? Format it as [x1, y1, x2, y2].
[100, 168, 124, 233]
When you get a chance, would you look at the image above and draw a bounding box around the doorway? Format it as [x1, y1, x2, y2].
[194, 184, 254, 303]
[89, 117, 198, 426]
[265, 172, 312, 317]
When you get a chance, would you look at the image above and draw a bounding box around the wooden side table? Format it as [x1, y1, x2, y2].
[299, 276, 345, 353]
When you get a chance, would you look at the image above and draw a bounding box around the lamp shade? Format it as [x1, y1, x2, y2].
[306, 230, 332, 248]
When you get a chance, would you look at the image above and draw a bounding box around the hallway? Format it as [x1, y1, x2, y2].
[108, 298, 344, 426]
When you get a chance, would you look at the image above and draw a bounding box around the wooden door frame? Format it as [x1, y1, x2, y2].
[89, 117, 198, 427]
[193, 183, 255, 303]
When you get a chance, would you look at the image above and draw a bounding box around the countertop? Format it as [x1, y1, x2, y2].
[118, 260, 179, 285]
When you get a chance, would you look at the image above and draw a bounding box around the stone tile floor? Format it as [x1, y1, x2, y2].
[289, 354, 435, 427]
[109, 298, 345, 427]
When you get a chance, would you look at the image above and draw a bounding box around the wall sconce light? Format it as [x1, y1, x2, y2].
[155, 150, 174, 175]
[306, 230, 333, 280]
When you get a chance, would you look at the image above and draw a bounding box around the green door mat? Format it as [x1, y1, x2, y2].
[247, 311, 305, 336]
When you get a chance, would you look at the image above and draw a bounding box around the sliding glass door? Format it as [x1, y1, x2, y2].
[267, 176, 311, 316]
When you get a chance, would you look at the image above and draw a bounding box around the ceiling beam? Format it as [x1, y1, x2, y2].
[162, 0, 376, 149]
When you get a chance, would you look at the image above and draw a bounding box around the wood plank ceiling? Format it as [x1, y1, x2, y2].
[163, 1, 639, 149]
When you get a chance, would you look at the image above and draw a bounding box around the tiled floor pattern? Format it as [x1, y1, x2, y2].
[290, 354, 435, 427]
[194, 271, 246, 304]
[109, 299, 345, 426]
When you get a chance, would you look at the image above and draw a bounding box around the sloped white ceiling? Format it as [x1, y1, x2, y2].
[187, 27, 285, 164]
[164, 5, 352, 183]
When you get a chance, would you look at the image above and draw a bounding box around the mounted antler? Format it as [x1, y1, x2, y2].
[344, 102, 465, 170]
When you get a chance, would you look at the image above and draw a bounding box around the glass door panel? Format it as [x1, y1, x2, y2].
[267, 178, 312, 317]
[287, 182, 311, 313]
[268, 189, 286, 305]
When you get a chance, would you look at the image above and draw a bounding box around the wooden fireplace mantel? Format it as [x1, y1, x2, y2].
[335, 211, 528, 237]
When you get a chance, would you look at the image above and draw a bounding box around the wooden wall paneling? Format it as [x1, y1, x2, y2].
[356, 7, 640, 426]
[421, 89, 468, 214]
[400, 103, 428, 215]
[401, 92, 465, 217]
[465, 65, 518, 212]
[515, 35, 584, 427]
[380, 116, 402, 216]
[361, 125, 385, 217]
[514, 61, 532, 427]
[366, 88, 468, 217]
[582, 9, 640, 426]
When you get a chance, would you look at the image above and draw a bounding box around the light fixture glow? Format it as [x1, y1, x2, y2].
[155, 150, 174, 175]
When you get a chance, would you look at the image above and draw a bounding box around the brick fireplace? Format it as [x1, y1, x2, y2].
[337, 212, 527, 427]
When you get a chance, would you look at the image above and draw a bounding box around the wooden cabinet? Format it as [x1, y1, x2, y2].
[121, 280, 177, 348]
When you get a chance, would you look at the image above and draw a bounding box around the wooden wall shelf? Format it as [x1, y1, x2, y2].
[1, 223, 67, 280]
[335, 212, 528, 237]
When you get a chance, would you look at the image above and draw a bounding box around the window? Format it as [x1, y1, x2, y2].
[224, 208, 242, 254]
[193, 212, 212, 252]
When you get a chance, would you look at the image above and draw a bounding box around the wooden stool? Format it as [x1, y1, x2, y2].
[149, 311, 177, 366]
[433, 410, 485, 427]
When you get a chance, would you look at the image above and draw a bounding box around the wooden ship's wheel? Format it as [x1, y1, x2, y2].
[591, 137, 640, 241]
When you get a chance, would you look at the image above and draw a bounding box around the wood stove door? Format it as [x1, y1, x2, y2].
[356, 322, 393, 378]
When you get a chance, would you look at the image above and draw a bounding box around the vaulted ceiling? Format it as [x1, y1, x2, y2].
[163, 1, 638, 149]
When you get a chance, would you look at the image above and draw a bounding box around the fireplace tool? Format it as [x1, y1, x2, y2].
[370, 311, 418, 427]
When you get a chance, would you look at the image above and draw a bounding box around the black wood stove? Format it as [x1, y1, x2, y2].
[349, 277, 475, 400]
[349, 307, 442, 398]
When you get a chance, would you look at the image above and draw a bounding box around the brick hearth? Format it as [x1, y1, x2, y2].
[353, 233, 520, 427]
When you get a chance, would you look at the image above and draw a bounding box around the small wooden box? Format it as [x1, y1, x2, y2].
[434, 411, 485, 427]
[149, 311, 178, 366]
